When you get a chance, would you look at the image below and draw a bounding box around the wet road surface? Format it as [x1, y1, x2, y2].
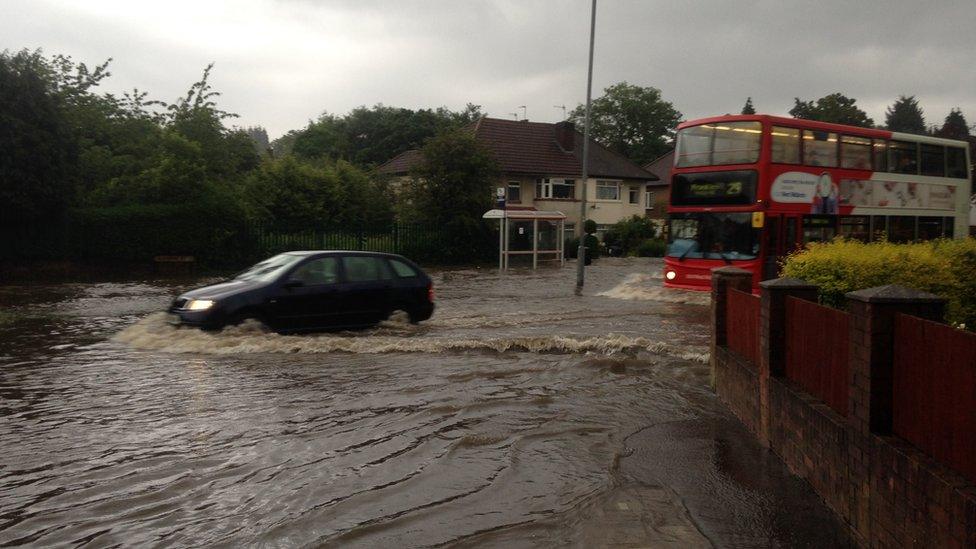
[0, 258, 851, 547]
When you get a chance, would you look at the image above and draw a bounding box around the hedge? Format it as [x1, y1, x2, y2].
[68, 201, 259, 267]
[781, 238, 976, 329]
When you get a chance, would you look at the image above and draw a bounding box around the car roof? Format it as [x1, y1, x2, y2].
[284, 250, 405, 259]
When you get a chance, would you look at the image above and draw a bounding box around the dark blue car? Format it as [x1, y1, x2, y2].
[168, 251, 434, 333]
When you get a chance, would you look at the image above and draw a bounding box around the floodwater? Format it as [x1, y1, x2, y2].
[0, 258, 851, 547]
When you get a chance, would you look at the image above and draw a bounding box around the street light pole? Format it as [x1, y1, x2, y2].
[575, 0, 597, 294]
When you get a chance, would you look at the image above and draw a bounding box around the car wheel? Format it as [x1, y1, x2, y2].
[224, 311, 270, 333]
[406, 309, 424, 324]
[386, 309, 412, 324]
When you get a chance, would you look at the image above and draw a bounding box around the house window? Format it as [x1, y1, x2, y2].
[507, 181, 521, 203]
[535, 178, 575, 199]
[645, 190, 655, 209]
[596, 180, 620, 200]
[628, 186, 640, 204]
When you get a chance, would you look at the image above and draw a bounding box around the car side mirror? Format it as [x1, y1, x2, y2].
[283, 279, 304, 289]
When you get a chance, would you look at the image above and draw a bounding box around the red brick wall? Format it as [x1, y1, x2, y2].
[768, 377, 851, 520]
[713, 346, 760, 435]
[709, 269, 976, 548]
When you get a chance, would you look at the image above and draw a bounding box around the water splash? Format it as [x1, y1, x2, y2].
[598, 273, 710, 305]
[113, 313, 709, 363]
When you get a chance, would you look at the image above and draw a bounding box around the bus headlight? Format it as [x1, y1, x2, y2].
[665, 271, 677, 281]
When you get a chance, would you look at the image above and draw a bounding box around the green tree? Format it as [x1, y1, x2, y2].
[0, 50, 77, 224]
[243, 156, 392, 231]
[568, 82, 682, 166]
[741, 97, 756, 115]
[934, 108, 971, 140]
[401, 129, 499, 262]
[789, 93, 874, 127]
[884, 95, 926, 134]
[245, 126, 271, 156]
[291, 103, 483, 167]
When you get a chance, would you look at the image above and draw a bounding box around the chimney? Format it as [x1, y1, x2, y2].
[554, 121, 575, 152]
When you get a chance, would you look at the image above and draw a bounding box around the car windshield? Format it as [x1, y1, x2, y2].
[235, 253, 304, 282]
[667, 212, 760, 260]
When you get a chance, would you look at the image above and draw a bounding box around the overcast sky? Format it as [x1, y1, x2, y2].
[5, 0, 975, 139]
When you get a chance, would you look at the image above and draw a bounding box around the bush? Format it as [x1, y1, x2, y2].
[584, 219, 597, 235]
[564, 234, 601, 260]
[69, 200, 258, 267]
[781, 238, 976, 329]
[603, 215, 659, 256]
[636, 238, 666, 257]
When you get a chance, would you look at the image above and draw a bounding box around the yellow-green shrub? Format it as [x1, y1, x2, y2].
[781, 238, 976, 329]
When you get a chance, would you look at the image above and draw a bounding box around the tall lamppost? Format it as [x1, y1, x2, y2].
[575, 0, 597, 294]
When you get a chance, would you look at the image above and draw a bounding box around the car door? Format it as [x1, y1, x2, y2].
[269, 256, 344, 330]
[340, 255, 394, 326]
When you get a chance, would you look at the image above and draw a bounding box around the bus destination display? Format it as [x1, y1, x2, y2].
[672, 170, 757, 206]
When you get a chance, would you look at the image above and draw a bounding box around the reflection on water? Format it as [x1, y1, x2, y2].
[0, 258, 847, 547]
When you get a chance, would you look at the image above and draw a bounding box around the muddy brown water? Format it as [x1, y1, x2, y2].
[0, 258, 850, 547]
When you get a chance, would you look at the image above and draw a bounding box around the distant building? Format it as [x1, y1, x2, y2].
[641, 150, 673, 223]
[378, 117, 658, 237]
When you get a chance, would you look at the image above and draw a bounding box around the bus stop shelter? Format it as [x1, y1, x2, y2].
[482, 209, 567, 270]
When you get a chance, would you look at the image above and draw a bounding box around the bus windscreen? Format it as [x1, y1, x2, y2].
[667, 212, 760, 261]
[671, 170, 758, 206]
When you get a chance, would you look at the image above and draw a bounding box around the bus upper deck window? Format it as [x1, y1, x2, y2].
[888, 141, 918, 174]
[771, 127, 800, 164]
[802, 130, 838, 167]
[947, 147, 968, 178]
[840, 135, 872, 169]
[920, 144, 946, 177]
[872, 140, 887, 172]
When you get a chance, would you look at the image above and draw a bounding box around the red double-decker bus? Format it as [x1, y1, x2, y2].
[663, 114, 972, 291]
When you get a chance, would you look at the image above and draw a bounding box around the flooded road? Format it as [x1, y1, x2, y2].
[0, 258, 850, 547]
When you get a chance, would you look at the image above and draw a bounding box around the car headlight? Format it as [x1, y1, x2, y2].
[186, 299, 215, 311]
[665, 271, 677, 281]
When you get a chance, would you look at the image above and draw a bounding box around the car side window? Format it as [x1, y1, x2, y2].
[388, 259, 418, 278]
[342, 256, 392, 282]
[290, 257, 339, 285]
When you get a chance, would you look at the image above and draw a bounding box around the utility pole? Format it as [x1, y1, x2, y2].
[575, 0, 597, 295]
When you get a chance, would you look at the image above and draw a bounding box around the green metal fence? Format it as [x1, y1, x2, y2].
[253, 224, 451, 261]
[0, 220, 486, 268]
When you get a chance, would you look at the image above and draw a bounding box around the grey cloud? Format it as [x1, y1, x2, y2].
[3, 0, 974, 138]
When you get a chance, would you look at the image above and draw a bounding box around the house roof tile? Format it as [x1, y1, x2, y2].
[377, 117, 657, 182]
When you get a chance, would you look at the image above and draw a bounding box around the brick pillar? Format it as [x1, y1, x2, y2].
[710, 267, 752, 387]
[845, 285, 946, 540]
[757, 277, 818, 445]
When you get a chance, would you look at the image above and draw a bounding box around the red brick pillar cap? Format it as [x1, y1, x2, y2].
[758, 277, 817, 290]
[845, 284, 946, 304]
[711, 266, 752, 277]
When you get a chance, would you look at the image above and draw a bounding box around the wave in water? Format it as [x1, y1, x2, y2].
[113, 313, 709, 363]
[598, 273, 710, 305]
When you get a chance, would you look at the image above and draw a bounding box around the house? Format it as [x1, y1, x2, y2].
[641, 149, 673, 224]
[377, 117, 658, 237]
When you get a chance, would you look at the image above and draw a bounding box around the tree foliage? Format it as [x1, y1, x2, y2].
[884, 95, 926, 134]
[789, 93, 874, 127]
[741, 97, 756, 115]
[568, 82, 682, 166]
[242, 156, 391, 231]
[934, 108, 971, 140]
[291, 103, 483, 167]
[400, 129, 498, 262]
[0, 49, 77, 223]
